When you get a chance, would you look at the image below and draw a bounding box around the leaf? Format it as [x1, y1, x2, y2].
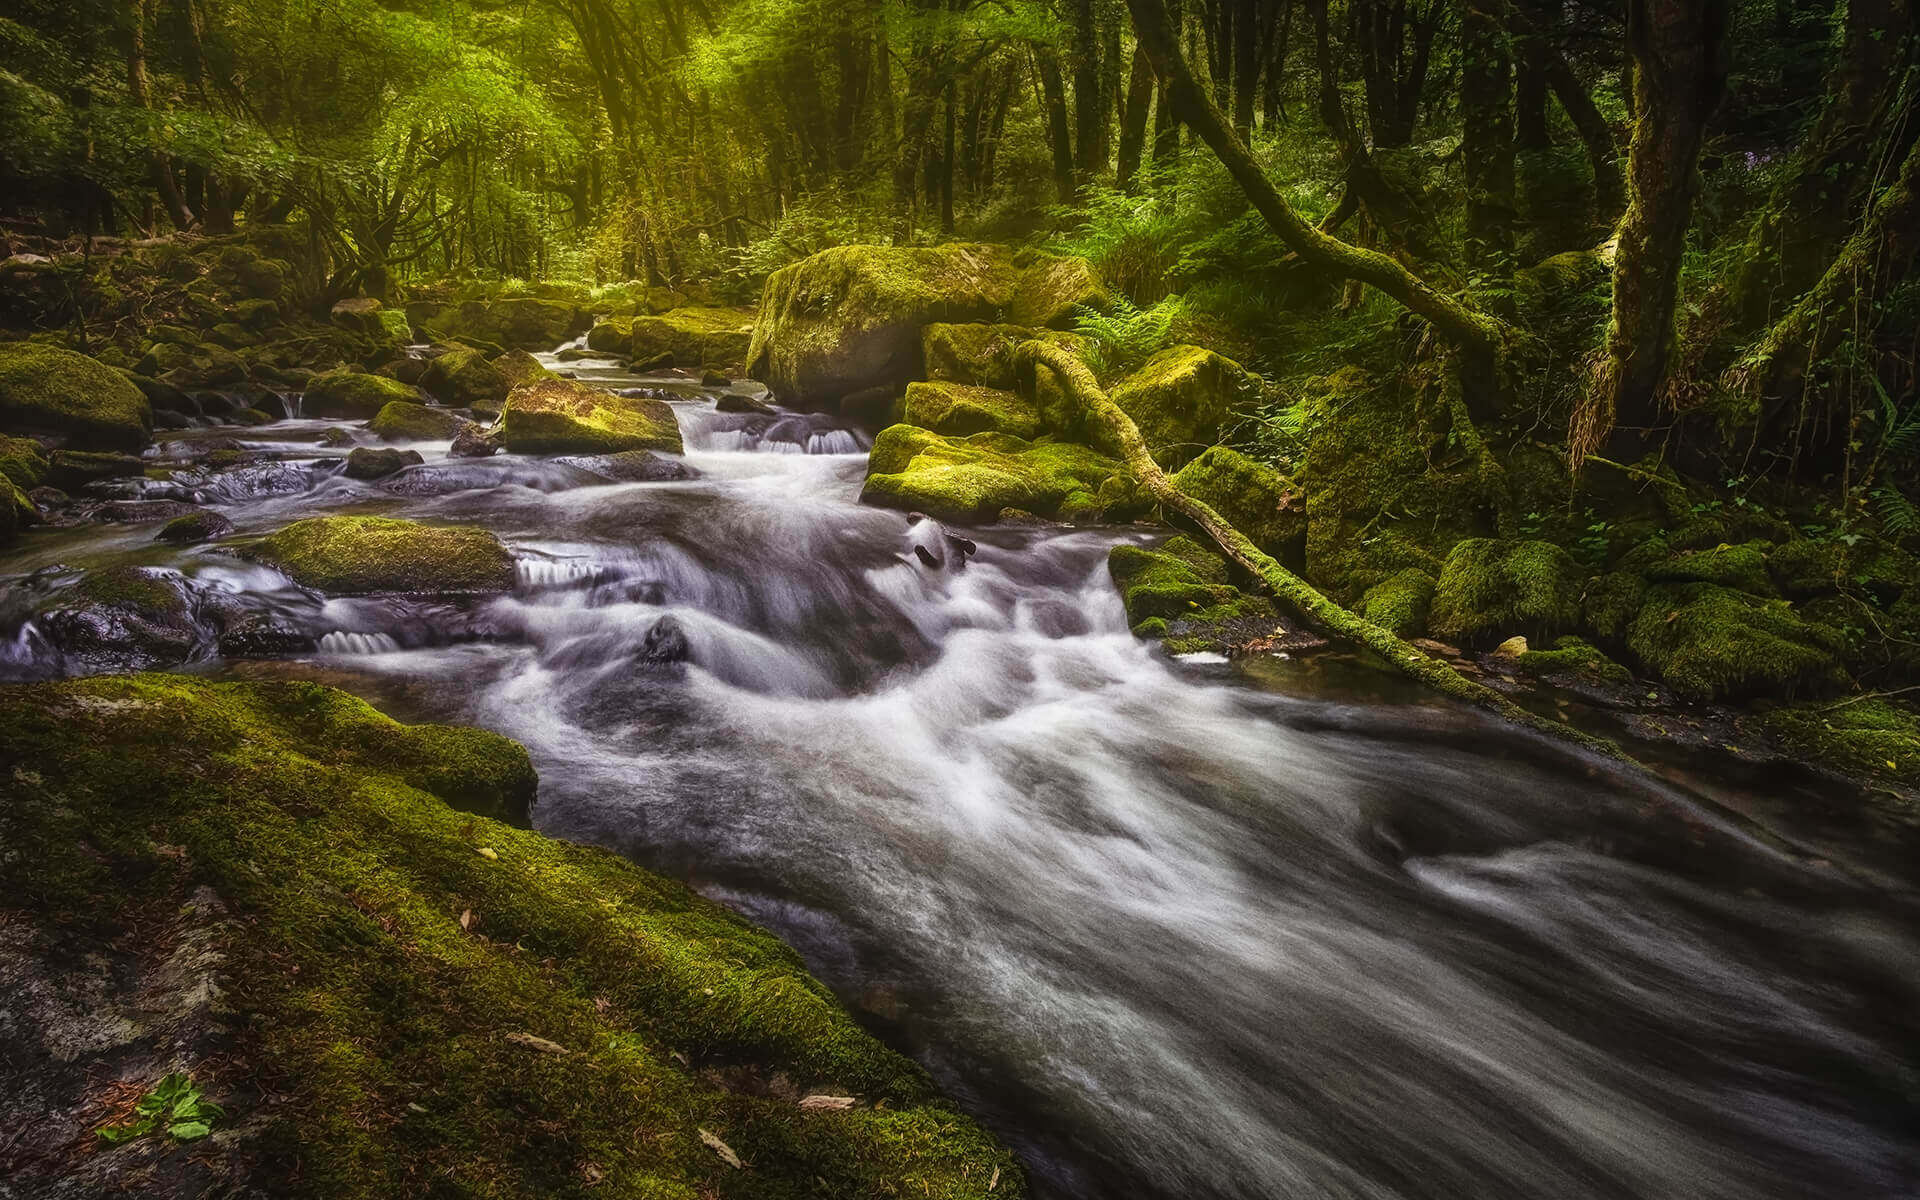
[476, 847, 499, 861]
[698, 1127, 743, 1169]
[797, 1094, 856, 1111]
[504, 1032, 568, 1055]
[168, 1121, 211, 1141]
[459, 909, 475, 931]
[98, 1118, 156, 1143]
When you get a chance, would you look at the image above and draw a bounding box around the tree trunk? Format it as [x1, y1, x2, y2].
[1460, 0, 1516, 268]
[1231, 0, 1259, 138]
[1071, 0, 1107, 180]
[1513, 24, 1550, 150]
[1573, 0, 1730, 465]
[1037, 48, 1078, 202]
[128, 0, 196, 231]
[1125, 0, 1504, 355]
[1117, 46, 1157, 190]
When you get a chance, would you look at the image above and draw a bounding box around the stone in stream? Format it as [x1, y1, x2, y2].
[246, 515, 517, 595]
[0, 343, 154, 452]
[367, 400, 473, 442]
[495, 376, 682, 456]
[44, 449, 145, 492]
[638, 614, 691, 664]
[420, 345, 509, 411]
[551, 450, 695, 483]
[33, 565, 208, 674]
[715, 392, 775, 416]
[92, 498, 204, 524]
[155, 509, 236, 543]
[449, 425, 501, 458]
[344, 447, 425, 480]
[303, 369, 422, 419]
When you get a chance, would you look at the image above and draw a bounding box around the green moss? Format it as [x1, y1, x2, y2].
[1645, 541, 1776, 595]
[900, 381, 1042, 438]
[0, 342, 153, 452]
[1102, 345, 1255, 470]
[1626, 583, 1848, 702]
[1765, 540, 1846, 602]
[1761, 700, 1920, 786]
[1514, 635, 1632, 684]
[421, 346, 508, 410]
[1359, 568, 1437, 636]
[1431, 538, 1584, 644]
[921, 323, 1085, 391]
[0, 674, 1019, 1198]
[72, 564, 188, 614]
[860, 424, 1123, 523]
[250, 516, 517, 595]
[491, 348, 555, 390]
[1170, 446, 1302, 559]
[589, 307, 755, 367]
[367, 400, 472, 442]
[426, 297, 581, 350]
[0, 432, 50, 488]
[1108, 536, 1275, 640]
[0, 475, 31, 544]
[498, 377, 684, 455]
[305, 370, 422, 420]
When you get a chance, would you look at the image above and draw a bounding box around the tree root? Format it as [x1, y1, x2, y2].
[1017, 338, 1629, 762]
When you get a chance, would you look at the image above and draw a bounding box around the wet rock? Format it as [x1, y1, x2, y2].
[421, 345, 509, 411]
[860, 424, 1125, 524]
[639, 615, 691, 664]
[155, 509, 236, 542]
[45, 449, 145, 491]
[367, 399, 473, 442]
[449, 425, 501, 458]
[37, 565, 207, 673]
[497, 376, 683, 455]
[715, 392, 776, 415]
[587, 307, 754, 366]
[345, 447, 425, 480]
[552, 450, 696, 482]
[216, 617, 317, 656]
[247, 515, 517, 595]
[0, 342, 153, 452]
[701, 368, 732, 387]
[303, 369, 421, 419]
[319, 426, 358, 448]
[93, 498, 203, 524]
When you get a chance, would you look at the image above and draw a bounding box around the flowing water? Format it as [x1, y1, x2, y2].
[3, 347, 1917, 1199]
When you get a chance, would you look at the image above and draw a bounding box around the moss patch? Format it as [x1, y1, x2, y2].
[421, 346, 509, 410]
[1358, 568, 1437, 636]
[1761, 700, 1920, 787]
[1514, 635, 1632, 684]
[305, 371, 422, 420]
[498, 377, 684, 456]
[1430, 538, 1584, 644]
[922, 323, 1085, 392]
[1101, 346, 1256, 470]
[1645, 541, 1776, 596]
[368, 401, 473, 442]
[1170, 446, 1302, 560]
[589, 307, 755, 367]
[860, 424, 1124, 524]
[900, 381, 1042, 439]
[0, 342, 153, 452]
[250, 516, 517, 595]
[1108, 536, 1276, 651]
[0, 674, 1018, 1198]
[1626, 583, 1848, 702]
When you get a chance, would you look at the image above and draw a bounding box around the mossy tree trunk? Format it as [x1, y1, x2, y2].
[1574, 0, 1730, 465]
[1127, 0, 1506, 357]
[1015, 339, 1625, 759]
[1461, 0, 1517, 270]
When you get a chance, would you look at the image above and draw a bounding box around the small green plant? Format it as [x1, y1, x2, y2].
[1073, 295, 1184, 379]
[98, 1073, 224, 1144]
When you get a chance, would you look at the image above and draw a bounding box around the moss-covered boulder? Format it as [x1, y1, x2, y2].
[497, 377, 684, 455]
[344, 447, 426, 480]
[900, 381, 1042, 438]
[1, 475, 35, 544]
[304, 370, 422, 420]
[1109, 535, 1276, 639]
[425, 297, 582, 350]
[491, 348, 555, 390]
[249, 516, 517, 595]
[1170, 446, 1302, 561]
[1760, 699, 1920, 786]
[154, 509, 235, 543]
[421, 345, 509, 410]
[860, 424, 1125, 524]
[746, 244, 1104, 411]
[0, 432, 50, 489]
[588, 307, 756, 367]
[36, 565, 203, 673]
[1626, 583, 1849, 702]
[367, 400, 473, 442]
[922, 322, 1087, 391]
[1513, 635, 1633, 685]
[0, 674, 1019, 1198]
[1358, 568, 1437, 636]
[1644, 541, 1776, 596]
[1099, 346, 1256, 470]
[1430, 538, 1585, 644]
[0, 342, 152, 452]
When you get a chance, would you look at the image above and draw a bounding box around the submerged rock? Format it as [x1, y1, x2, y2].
[860, 424, 1131, 525]
[367, 399, 473, 442]
[248, 515, 517, 595]
[0, 673, 1019, 1198]
[344, 446, 425, 480]
[497, 376, 683, 455]
[638, 614, 691, 664]
[0, 342, 153, 452]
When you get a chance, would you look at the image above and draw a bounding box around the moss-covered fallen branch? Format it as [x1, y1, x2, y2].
[1017, 339, 1625, 760]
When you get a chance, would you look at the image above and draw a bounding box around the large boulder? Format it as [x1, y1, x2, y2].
[1108, 535, 1276, 639]
[1101, 346, 1257, 470]
[367, 401, 472, 442]
[899, 381, 1042, 439]
[421, 346, 509, 411]
[1430, 538, 1585, 645]
[1627, 582, 1848, 702]
[0, 343, 152, 452]
[248, 516, 517, 594]
[1170, 446, 1303, 562]
[497, 377, 683, 455]
[304, 370, 422, 419]
[859, 423, 1130, 524]
[586, 307, 755, 367]
[746, 244, 1106, 412]
[922, 322, 1086, 391]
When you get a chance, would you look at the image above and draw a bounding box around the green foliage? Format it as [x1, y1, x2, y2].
[98, 1073, 225, 1145]
[1072, 295, 1184, 379]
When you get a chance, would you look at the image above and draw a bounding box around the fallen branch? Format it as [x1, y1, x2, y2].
[1016, 339, 1626, 761]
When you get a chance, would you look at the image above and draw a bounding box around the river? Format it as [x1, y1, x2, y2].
[3, 346, 1916, 1199]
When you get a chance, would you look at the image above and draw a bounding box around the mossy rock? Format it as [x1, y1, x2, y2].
[0, 674, 1020, 1197]
[36, 565, 202, 671]
[1359, 568, 1437, 636]
[1101, 346, 1256, 470]
[1644, 541, 1776, 596]
[368, 400, 473, 442]
[497, 377, 684, 456]
[46, 449, 144, 491]
[1768, 539, 1848, 598]
[922, 323, 1085, 391]
[1, 476, 34, 544]
[344, 447, 425, 480]
[589, 307, 755, 367]
[860, 424, 1124, 524]
[745, 244, 1102, 410]
[1626, 583, 1849, 702]
[900, 381, 1042, 438]
[491, 348, 555, 390]
[305, 370, 422, 420]
[1760, 700, 1920, 787]
[1431, 538, 1584, 644]
[1582, 570, 1649, 642]
[421, 346, 508, 410]
[1514, 635, 1632, 685]
[154, 509, 236, 543]
[0, 432, 50, 489]
[426, 297, 582, 350]
[1108, 536, 1276, 637]
[0, 342, 152, 452]
[249, 516, 517, 595]
[1170, 446, 1303, 561]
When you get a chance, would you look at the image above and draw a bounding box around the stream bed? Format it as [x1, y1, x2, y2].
[3, 349, 1916, 1199]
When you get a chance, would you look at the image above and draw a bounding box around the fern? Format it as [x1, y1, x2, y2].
[1073, 295, 1184, 379]
[1873, 486, 1920, 539]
